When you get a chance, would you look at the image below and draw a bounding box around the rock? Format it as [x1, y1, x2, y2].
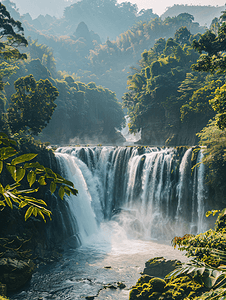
[136, 275, 155, 285]
[117, 282, 126, 289]
[0, 258, 35, 291]
[141, 257, 181, 278]
[149, 277, 166, 292]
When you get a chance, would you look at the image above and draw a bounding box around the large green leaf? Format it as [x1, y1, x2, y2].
[6, 164, 16, 180]
[27, 171, 36, 187]
[24, 162, 44, 169]
[24, 206, 34, 221]
[16, 168, 25, 182]
[0, 183, 4, 194]
[4, 195, 13, 209]
[59, 186, 65, 200]
[38, 176, 46, 185]
[11, 153, 38, 165]
[0, 146, 17, 160]
[50, 181, 56, 194]
[19, 201, 28, 209]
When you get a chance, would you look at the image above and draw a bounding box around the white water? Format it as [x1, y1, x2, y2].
[12, 145, 208, 300]
[56, 146, 208, 241]
[121, 115, 141, 145]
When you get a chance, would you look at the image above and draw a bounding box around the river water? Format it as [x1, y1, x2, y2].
[12, 219, 186, 300]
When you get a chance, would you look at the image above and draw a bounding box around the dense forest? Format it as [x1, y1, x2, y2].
[162, 4, 225, 27]
[2, 0, 207, 101]
[1, 0, 225, 149]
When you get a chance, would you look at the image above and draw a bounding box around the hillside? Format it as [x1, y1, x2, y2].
[161, 4, 225, 27]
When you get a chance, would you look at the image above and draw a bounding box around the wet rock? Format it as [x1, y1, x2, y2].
[103, 283, 117, 289]
[141, 257, 181, 278]
[149, 277, 166, 292]
[117, 282, 126, 289]
[0, 258, 35, 291]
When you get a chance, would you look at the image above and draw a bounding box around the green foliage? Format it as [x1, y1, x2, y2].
[191, 11, 226, 129]
[36, 76, 124, 143]
[197, 120, 226, 192]
[210, 84, 226, 130]
[7, 74, 59, 135]
[168, 208, 226, 299]
[129, 274, 204, 300]
[0, 132, 78, 222]
[122, 29, 204, 135]
[0, 3, 27, 90]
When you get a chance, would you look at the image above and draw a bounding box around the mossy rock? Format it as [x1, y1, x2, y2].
[162, 275, 206, 300]
[149, 291, 162, 299]
[137, 275, 154, 285]
[142, 257, 181, 278]
[0, 258, 35, 291]
[129, 286, 143, 300]
[129, 277, 166, 300]
[149, 278, 166, 292]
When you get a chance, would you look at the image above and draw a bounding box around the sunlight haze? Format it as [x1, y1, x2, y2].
[117, 0, 226, 15]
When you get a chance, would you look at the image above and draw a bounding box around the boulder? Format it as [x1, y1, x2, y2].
[0, 258, 35, 291]
[141, 257, 181, 278]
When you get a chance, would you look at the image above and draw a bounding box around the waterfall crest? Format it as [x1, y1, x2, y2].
[55, 146, 208, 242]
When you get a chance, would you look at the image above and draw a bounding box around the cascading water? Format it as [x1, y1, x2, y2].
[12, 146, 209, 300]
[56, 146, 208, 241]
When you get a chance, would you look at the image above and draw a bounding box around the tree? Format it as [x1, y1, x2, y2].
[191, 11, 226, 129]
[0, 3, 27, 90]
[0, 132, 78, 222]
[7, 75, 59, 135]
[174, 26, 192, 45]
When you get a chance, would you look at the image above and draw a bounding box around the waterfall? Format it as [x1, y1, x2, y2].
[55, 146, 208, 242]
[56, 152, 100, 244]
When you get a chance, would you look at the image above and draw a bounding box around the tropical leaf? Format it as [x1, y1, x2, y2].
[24, 206, 34, 221]
[0, 161, 3, 174]
[19, 201, 28, 209]
[27, 171, 36, 187]
[50, 181, 56, 194]
[16, 167, 26, 182]
[58, 186, 65, 200]
[24, 162, 44, 169]
[0, 146, 17, 160]
[6, 164, 16, 180]
[4, 195, 13, 209]
[11, 153, 38, 165]
[38, 176, 46, 185]
[0, 200, 5, 207]
[0, 183, 4, 194]
[38, 210, 46, 223]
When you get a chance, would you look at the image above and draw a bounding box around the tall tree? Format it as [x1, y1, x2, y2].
[7, 75, 59, 135]
[192, 10, 226, 129]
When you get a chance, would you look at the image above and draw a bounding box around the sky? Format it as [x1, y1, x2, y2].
[9, 0, 226, 18]
[117, 0, 226, 16]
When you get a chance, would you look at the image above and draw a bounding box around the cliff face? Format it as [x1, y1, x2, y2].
[137, 110, 211, 146]
[0, 145, 77, 261]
